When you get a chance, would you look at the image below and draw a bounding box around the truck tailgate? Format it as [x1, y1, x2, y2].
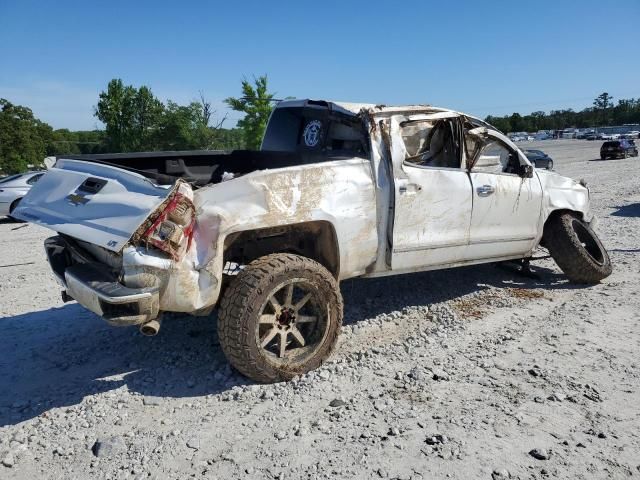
[13, 159, 175, 252]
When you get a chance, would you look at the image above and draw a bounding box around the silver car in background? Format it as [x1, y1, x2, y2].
[0, 171, 45, 219]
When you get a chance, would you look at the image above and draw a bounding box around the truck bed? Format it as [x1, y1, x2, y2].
[60, 150, 333, 187]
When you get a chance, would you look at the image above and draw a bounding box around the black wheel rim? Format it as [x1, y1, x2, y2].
[571, 219, 605, 265]
[256, 278, 329, 366]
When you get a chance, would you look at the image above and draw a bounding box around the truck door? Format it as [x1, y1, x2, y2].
[388, 114, 473, 270]
[464, 126, 543, 260]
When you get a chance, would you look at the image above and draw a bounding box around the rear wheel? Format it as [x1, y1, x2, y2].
[544, 212, 612, 284]
[600, 154, 606, 160]
[218, 253, 343, 383]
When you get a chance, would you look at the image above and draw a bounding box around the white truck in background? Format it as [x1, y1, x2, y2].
[16, 99, 612, 382]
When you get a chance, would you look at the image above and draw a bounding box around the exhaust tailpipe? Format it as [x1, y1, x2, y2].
[140, 317, 162, 336]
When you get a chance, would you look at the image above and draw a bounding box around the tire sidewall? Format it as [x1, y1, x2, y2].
[545, 212, 612, 283]
[568, 217, 610, 270]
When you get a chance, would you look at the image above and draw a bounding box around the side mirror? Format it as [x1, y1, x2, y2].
[519, 164, 534, 178]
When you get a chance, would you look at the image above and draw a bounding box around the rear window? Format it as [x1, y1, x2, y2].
[262, 106, 367, 158]
[602, 141, 620, 148]
[26, 173, 43, 185]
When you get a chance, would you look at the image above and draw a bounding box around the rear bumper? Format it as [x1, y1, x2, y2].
[65, 264, 160, 326]
[45, 236, 160, 326]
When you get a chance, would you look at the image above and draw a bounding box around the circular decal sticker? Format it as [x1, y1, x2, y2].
[303, 120, 322, 147]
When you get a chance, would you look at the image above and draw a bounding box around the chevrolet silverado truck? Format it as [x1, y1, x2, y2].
[15, 99, 612, 382]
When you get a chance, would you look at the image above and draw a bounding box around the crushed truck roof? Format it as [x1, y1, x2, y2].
[276, 98, 457, 117]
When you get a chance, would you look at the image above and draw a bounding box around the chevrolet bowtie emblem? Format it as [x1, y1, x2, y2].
[66, 193, 89, 205]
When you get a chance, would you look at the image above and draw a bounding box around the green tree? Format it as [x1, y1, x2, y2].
[0, 99, 52, 174]
[156, 95, 228, 151]
[485, 115, 511, 133]
[95, 79, 164, 152]
[593, 92, 614, 126]
[593, 92, 614, 110]
[509, 112, 526, 132]
[225, 75, 274, 150]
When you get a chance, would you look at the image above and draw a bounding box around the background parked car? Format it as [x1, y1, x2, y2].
[0, 171, 45, 219]
[523, 149, 554, 170]
[600, 140, 639, 159]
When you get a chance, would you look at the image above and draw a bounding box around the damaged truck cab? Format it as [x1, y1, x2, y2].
[16, 99, 612, 382]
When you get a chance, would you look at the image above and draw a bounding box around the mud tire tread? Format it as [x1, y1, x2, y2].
[544, 212, 612, 284]
[218, 253, 343, 383]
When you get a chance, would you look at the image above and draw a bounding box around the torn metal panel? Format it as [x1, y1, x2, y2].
[536, 169, 592, 223]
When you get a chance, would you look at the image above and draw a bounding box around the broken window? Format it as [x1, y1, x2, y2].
[400, 119, 461, 169]
[471, 140, 520, 175]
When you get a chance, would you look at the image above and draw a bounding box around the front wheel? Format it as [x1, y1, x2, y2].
[544, 212, 612, 284]
[218, 253, 343, 383]
[546, 160, 554, 170]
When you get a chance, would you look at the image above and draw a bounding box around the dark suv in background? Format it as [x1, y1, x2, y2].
[600, 140, 638, 159]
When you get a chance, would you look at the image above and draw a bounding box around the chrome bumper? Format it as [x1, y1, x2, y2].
[45, 236, 160, 326]
[64, 265, 160, 326]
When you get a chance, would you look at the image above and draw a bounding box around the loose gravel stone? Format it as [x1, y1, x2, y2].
[529, 448, 550, 460]
[92, 437, 126, 457]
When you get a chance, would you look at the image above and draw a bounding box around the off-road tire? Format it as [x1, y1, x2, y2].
[218, 253, 343, 383]
[544, 212, 612, 284]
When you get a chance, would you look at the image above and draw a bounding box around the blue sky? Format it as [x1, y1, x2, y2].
[1, 0, 638, 130]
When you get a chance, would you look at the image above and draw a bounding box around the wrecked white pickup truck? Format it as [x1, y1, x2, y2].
[16, 99, 612, 382]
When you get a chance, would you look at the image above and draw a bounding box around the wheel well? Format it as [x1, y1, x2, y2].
[9, 197, 22, 213]
[223, 221, 340, 278]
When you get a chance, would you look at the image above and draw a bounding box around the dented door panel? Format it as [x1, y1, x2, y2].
[387, 114, 473, 270]
[466, 172, 543, 259]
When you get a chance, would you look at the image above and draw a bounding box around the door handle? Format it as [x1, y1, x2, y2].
[398, 182, 421, 194]
[476, 184, 495, 197]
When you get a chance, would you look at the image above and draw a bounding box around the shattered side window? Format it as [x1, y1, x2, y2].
[472, 141, 520, 174]
[401, 121, 435, 160]
[401, 120, 460, 169]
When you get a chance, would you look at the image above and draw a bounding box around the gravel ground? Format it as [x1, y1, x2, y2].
[0, 139, 639, 479]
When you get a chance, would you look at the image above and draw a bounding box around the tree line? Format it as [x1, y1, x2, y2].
[3, 85, 640, 175]
[0, 76, 273, 174]
[485, 92, 640, 133]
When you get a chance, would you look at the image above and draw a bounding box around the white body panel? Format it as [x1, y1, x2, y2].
[392, 166, 472, 269]
[466, 171, 543, 259]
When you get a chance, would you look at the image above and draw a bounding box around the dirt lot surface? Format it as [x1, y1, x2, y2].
[1, 139, 639, 479]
